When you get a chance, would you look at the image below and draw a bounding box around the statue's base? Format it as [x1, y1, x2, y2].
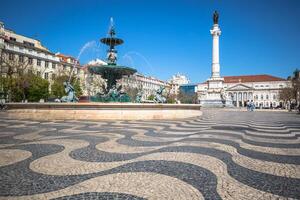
[199, 91, 234, 108]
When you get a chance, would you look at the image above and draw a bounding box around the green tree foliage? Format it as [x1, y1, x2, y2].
[281, 68, 300, 107]
[0, 74, 49, 102]
[51, 75, 82, 98]
[166, 94, 177, 104]
[27, 75, 49, 102]
[178, 91, 198, 104]
[147, 94, 155, 101]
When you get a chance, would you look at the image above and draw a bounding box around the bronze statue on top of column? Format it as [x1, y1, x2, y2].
[213, 11, 219, 24]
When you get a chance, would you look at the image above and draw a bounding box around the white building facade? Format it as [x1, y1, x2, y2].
[119, 73, 170, 99]
[0, 21, 84, 94]
[168, 73, 190, 95]
[198, 74, 289, 108]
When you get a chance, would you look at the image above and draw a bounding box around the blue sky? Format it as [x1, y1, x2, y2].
[1, 0, 299, 83]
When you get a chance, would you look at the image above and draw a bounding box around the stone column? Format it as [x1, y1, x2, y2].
[210, 24, 221, 78]
[241, 92, 244, 107]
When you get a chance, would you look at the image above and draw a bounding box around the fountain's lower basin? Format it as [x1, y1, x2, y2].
[3, 103, 202, 121]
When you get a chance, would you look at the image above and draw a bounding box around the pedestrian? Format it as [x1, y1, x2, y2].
[246, 100, 250, 111]
[250, 100, 255, 111]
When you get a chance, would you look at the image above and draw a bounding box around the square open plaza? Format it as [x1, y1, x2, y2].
[0, 1, 300, 200]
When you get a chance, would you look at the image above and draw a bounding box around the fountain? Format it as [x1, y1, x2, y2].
[88, 18, 137, 102]
[3, 18, 201, 120]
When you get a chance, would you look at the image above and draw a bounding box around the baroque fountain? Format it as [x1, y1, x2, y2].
[88, 18, 137, 102]
[4, 18, 202, 120]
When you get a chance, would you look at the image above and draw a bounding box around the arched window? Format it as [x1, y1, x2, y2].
[273, 94, 276, 100]
[249, 92, 253, 100]
[261, 94, 263, 100]
[243, 92, 247, 101]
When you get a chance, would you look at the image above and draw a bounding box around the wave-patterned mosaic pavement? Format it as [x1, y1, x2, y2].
[0, 110, 300, 200]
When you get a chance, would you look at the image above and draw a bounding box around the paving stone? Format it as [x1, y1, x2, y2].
[0, 110, 299, 199]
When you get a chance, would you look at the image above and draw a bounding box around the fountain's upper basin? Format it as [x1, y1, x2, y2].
[100, 37, 124, 46]
[88, 64, 137, 79]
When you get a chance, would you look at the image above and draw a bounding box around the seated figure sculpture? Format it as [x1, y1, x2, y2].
[61, 81, 79, 102]
[135, 91, 144, 103]
[154, 86, 166, 103]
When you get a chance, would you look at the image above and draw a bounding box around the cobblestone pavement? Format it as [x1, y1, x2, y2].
[0, 110, 300, 200]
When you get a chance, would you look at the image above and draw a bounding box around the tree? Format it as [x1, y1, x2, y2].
[0, 51, 31, 101]
[291, 69, 300, 105]
[283, 68, 300, 108]
[164, 86, 176, 104]
[147, 94, 155, 101]
[85, 74, 106, 96]
[178, 91, 198, 104]
[51, 75, 82, 99]
[279, 87, 295, 110]
[27, 74, 49, 102]
[123, 86, 139, 102]
[0, 52, 50, 102]
[166, 94, 177, 104]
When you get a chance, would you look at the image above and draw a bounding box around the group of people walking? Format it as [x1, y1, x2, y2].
[246, 100, 255, 111]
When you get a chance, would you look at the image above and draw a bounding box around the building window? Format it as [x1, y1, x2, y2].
[23, 41, 34, 47]
[266, 95, 269, 100]
[19, 55, 24, 63]
[51, 74, 56, 80]
[44, 72, 48, 79]
[28, 57, 33, 64]
[9, 37, 16, 41]
[273, 94, 276, 100]
[37, 71, 41, 77]
[28, 69, 33, 74]
[52, 63, 56, 69]
[63, 65, 66, 70]
[261, 94, 263, 100]
[255, 95, 258, 100]
[45, 61, 49, 68]
[9, 53, 14, 61]
[266, 102, 269, 107]
[37, 59, 41, 66]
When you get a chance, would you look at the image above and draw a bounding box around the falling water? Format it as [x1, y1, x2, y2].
[122, 54, 134, 66]
[69, 41, 97, 82]
[122, 51, 154, 75]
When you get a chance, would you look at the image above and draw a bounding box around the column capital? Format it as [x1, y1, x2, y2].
[210, 24, 221, 36]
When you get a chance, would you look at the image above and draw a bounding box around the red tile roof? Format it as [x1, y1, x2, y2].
[56, 53, 80, 64]
[201, 74, 286, 84]
[223, 75, 286, 83]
